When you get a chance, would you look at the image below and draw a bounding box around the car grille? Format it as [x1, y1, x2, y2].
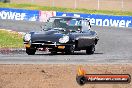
[32, 41, 54, 44]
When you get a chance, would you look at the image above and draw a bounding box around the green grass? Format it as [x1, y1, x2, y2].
[0, 2, 132, 16]
[0, 30, 23, 48]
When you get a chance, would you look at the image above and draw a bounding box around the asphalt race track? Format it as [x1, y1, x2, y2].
[0, 19, 132, 64]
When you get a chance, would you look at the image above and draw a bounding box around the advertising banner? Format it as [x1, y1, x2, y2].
[0, 8, 39, 21]
[56, 12, 132, 28]
[0, 7, 132, 28]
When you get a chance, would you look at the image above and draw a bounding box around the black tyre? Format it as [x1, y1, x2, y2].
[76, 76, 87, 85]
[86, 45, 95, 55]
[65, 45, 74, 55]
[26, 48, 36, 55]
[50, 51, 57, 54]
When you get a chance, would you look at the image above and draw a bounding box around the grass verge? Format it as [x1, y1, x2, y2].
[0, 2, 132, 16]
[0, 30, 23, 48]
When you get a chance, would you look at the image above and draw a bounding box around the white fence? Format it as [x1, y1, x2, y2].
[10, 0, 132, 11]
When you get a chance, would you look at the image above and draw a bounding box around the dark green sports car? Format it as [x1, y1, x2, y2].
[23, 16, 99, 55]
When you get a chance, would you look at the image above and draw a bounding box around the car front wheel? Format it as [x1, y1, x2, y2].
[26, 48, 36, 55]
[86, 45, 95, 55]
[65, 45, 74, 55]
[50, 51, 57, 54]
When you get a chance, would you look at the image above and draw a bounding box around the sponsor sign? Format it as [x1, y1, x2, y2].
[0, 8, 39, 21]
[39, 11, 56, 22]
[56, 12, 132, 28]
[76, 67, 131, 85]
[0, 7, 132, 28]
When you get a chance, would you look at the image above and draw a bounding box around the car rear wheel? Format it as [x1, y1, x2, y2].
[26, 48, 36, 55]
[86, 45, 95, 55]
[65, 45, 74, 55]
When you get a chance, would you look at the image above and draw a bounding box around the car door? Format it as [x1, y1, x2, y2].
[75, 20, 95, 48]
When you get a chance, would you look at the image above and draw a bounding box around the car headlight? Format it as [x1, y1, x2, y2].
[59, 35, 69, 43]
[24, 33, 31, 41]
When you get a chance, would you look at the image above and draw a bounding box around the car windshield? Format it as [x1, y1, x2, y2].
[43, 17, 82, 32]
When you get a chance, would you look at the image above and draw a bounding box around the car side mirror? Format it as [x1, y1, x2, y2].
[47, 19, 49, 22]
[87, 20, 91, 30]
[88, 25, 91, 30]
[40, 25, 44, 31]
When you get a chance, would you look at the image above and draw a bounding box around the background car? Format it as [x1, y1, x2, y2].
[23, 16, 99, 55]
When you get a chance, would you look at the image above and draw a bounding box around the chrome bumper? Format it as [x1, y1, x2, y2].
[24, 42, 72, 46]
